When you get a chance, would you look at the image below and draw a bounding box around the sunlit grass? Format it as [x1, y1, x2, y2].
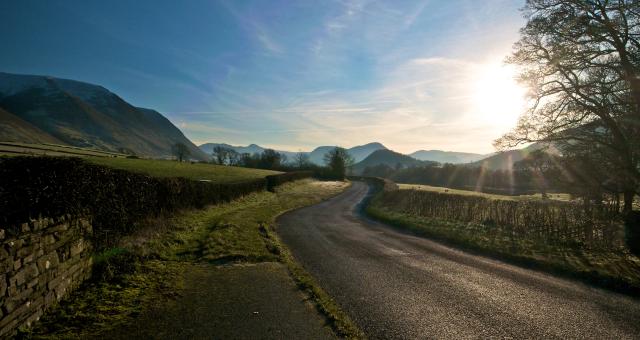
[87, 157, 280, 183]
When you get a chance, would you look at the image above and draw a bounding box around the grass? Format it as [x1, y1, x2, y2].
[366, 192, 640, 296]
[398, 183, 573, 202]
[24, 179, 363, 339]
[87, 157, 280, 183]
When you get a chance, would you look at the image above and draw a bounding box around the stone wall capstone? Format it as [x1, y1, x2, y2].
[0, 215, 93, 337]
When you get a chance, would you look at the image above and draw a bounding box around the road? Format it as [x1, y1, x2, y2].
[277, 181, 640, 339]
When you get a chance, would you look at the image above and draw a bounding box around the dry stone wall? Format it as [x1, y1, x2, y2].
[0, 215, 93, 337]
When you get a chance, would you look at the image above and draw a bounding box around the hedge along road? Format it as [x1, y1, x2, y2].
[276, 181, 640, 339]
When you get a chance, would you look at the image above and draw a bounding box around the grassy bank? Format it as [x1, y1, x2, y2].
[88, 157, 280, 183]
[23, 179, 362, 339]
[366, 192, 640, 296]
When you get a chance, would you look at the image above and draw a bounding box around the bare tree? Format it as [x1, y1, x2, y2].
[496, 0, 640, 212]
[212, 146, 231, 165]
[293, 152, 310, 169]
[171, 143, 190, 162]
[227, 149, 240, 166]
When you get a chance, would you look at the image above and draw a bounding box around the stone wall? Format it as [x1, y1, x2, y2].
[0, 215, 93, 337]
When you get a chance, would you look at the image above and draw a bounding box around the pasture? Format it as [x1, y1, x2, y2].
[87, 157, 280, 183]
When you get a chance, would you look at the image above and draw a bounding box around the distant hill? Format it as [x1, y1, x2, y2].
[351, 149, 429, 175]
[308, 142, 387, 165]
[198, 143, 300, 161]
[0, 72, 208, 160]
[200, 141, 388, 165]
[409, 150, 486, 164]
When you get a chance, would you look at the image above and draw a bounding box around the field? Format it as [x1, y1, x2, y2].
[0, 141, 128, 158]
[398, 183, 572, 202]
[87, 157, 280, 183]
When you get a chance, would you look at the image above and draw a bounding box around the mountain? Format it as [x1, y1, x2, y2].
[200, 143, 265, 156]
[308, 142, 387, 165]
[0, 72, 208, 160]
[409, 150, 486, 164]
[351, 149, 427, 175]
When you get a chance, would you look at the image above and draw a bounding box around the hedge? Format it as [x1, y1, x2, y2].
[265, 171, 314, 191]
[0, 157, 272, 248]
[376, 189, 625, 249]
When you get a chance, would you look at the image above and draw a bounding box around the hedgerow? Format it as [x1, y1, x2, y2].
[0, 157, 270, 248]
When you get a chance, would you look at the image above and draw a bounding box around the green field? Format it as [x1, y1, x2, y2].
[398, 183, 572, 202]
[87, 157, 280, 183]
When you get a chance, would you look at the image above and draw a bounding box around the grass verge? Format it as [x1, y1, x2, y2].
[21, 179, 363, 339]
[366, 192, 640, 297]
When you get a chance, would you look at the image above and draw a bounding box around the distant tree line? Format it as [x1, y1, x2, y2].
[211, 145, 353, 180]
[363, 149, 632, 212]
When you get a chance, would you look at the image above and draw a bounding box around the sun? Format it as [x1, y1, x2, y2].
[471, 62, 526, 130]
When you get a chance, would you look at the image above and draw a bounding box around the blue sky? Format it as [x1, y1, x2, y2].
[0, 0, 526, 154]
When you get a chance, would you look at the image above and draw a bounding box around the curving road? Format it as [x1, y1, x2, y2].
[277, 181, 640, 339]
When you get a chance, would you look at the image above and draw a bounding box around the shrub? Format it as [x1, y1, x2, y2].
[265, 171, 313, 191]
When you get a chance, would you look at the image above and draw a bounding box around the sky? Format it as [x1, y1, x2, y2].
[0, 0, 527, 154]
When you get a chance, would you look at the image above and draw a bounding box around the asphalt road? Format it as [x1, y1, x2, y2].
[277, 181, 640, 339]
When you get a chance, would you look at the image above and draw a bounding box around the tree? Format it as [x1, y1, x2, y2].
[228, 149, 240, 166]
[323, 147, 354, 180]
[212, 146, 232, 165]
[496, 0, 640, 213]
[171, 143, 190, 162]
[259, 149, 283, 169]
[293, 152, 311, 169]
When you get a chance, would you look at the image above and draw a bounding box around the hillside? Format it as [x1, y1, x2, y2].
[351, 149, 427, 175]
[0, 72, 208, 160]
[0, 107, 62, 144]
[409, 149, 486, 164]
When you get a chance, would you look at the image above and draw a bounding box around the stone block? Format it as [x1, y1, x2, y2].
[25, 264, 39, 281]
[0, 229, 5, 240]
[36, 251, 59, 272]
[12, 259, 21, 271]
[9, 268, 26, 287]
[42, 234, 56, 245]
[0, 259, 12, 274]
[69, 240, 85, 257]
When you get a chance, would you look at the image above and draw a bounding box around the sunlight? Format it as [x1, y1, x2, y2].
[471, 62, 526, 130]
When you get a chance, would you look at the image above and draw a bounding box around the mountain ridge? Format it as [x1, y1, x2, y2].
[0, 72, 208, 160]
